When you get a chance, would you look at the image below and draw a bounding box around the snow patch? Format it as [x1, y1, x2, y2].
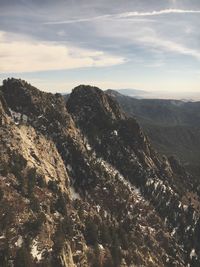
[171, 228, 177, 237]
[95, 158, 145, 203]
[190, 249, 197, 259]
[113, 130, 118, 136]
[70, 185, 81, 200]
[31, 239, 43, 262]
[96, 205, 101, 213]
[15, 235, 23, 248]
[67, 164, 72, 172]
[86, 143, 92, 151]
[9, 108, 28, 124]
[98, 244, 104, 250]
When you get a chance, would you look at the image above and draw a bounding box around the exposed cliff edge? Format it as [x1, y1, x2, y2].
[0, 78, 200, 267]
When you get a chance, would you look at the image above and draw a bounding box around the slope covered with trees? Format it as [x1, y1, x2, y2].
[0, 79, 200, 266]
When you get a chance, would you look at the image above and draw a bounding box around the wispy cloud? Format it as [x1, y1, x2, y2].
[118, 9, 200, 17]
[43, 15, 111, 25]
[1, 1, 200, 93]
[0, 31, 125, 73]
[137, 35, 200, 60]
[44, 9, 200, 25]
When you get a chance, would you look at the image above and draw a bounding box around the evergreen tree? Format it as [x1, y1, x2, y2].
[28, 168, 36, 195]
[0, 188, 4, 201]
[85, 219, 99, 245]
[111, 232, 121, 267]
[14, 246, 33, 267]
[100, 224, 111, 244]
[52, 225, 65, 254]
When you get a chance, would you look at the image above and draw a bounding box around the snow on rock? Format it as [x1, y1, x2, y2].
[67, 164, 72, 172]
[31, 239, 43, 262]
[146, 177, 176, 197]
[15, 235, 23, 248]
[104, 210, 108, 218]
[54, 211, 61, 218]
[70, 185, 81, 200]
[113, 130, 118, 136]
[86, 143, 92, 151]
[95, 158, 145, 204]
[171, 228, 177, 237]
[9, 108, 28, 124]
[190, 249, 197, 259]
[96, 205, 101, 213]
[9, 108, 21, 121]
[98, 244, 104, 250]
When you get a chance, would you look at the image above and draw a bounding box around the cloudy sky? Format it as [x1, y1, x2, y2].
[0, 0, 200, 94]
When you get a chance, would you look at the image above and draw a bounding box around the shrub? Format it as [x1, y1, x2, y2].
[27, 168, 36, 195]
[30, 194, 40, 212]
[47, 180, 58, 193]
[14, 246, 33, 267]
[85, 219, 98, 246]
[24, 212, 45, 235]
[0, 188, 4, 201]
[55, 191, 67, 215]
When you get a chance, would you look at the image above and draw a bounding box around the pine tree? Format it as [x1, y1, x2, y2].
[14, 246, 33, 267]
[85, 219, 99, 246]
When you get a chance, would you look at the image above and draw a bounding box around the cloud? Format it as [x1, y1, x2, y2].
[118, 9, 200, 17]
[93, 16, 200, 61]
[0, 31, 125, 73]
[44, 9, 200, 25]
[137, 35, 200, 60]
[44, 15, 112, 25]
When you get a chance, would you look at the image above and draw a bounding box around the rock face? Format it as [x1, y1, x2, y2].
[0, 79, 200, 267]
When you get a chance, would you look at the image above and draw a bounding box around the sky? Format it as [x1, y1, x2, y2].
[0, 0, 200, 96]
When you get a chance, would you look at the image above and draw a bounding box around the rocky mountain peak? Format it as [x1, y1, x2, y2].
[2, 78, 72, 130]
[2, 78, 42, 112]
[67, 84, 158, 173]
[67, 85, 126, 131]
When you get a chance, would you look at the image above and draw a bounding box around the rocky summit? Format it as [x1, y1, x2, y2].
[0, 78, 200, 267]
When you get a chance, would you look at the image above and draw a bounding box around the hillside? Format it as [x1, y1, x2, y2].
[106, 90, 200, 178]
[0, 79, 200, 266]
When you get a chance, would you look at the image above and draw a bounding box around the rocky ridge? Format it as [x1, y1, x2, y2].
[0, 78, 200, 266]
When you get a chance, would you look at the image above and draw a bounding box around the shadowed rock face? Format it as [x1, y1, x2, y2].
[67, 85, 126, 133]
[0, 78, 200, 267]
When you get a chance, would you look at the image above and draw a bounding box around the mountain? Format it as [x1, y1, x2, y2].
[106, 89, 200, 178]
[0, 78, 200, 266]
[110, 89, 149, 99]
[110, 89, 200, 101]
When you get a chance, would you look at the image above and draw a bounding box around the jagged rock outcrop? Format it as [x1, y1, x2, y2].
[67, 85, 200, 266]
[0, 78, 200, 266]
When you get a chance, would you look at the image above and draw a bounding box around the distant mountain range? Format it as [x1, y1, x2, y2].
[109, 88, 200, 101]
[109, 89, 148, 98]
